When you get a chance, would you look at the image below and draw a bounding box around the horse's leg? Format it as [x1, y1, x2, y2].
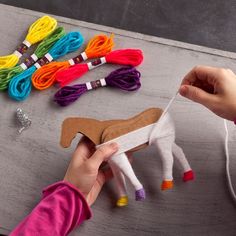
[172, 142, 194, 182]
[108, 153, 146, 201]
[109, 161, 129, 207]
[153, 135, 175, 190]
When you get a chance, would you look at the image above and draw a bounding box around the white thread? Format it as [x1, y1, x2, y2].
[224, 119, 236, 203]
[19, 63, 27, 70]
[159, 92, 178, 121]
[149, 92, 178, 143]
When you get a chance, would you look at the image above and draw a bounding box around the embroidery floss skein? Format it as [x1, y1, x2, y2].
[0, 15, 57, 69]
[55, 49, 143, 87]
[54, 66, 141, 106]
[0, 27, 65, 91]
[31, 34, 114, 90]
[8, 32, 84, 101]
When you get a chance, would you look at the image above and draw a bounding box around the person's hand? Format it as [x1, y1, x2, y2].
[179, 65, 236, 120]
[64, 137, 118, 206]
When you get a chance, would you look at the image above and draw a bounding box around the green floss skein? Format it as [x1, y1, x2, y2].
[0, 26, 65, 91]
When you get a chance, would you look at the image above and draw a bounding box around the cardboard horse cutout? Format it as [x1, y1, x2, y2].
[60, 108, 194, 207]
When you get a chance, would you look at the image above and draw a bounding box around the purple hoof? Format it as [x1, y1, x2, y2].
[135, 188, 146, 201]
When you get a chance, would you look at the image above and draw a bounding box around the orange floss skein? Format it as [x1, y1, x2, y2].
[32, 34, 114, 90]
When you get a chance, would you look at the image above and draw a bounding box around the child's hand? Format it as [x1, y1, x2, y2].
[179, 65, 236, 120]
[64, 137, 118, 206]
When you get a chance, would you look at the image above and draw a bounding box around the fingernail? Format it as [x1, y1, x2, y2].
[179, 85, 187, 96]
[109, 142, 119, 150]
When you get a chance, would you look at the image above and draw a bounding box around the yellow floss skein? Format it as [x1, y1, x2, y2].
[0, 15, 57, 69]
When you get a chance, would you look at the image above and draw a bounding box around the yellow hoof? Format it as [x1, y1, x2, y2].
[161, 180, 174, 190]
[116, 196, 128, 207]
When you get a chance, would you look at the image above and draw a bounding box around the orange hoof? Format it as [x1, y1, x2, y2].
[161, 180, 174, 190]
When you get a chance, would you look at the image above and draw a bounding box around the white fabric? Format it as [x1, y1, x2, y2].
[104, 112, 193, 197]
[109, 153, 143, 191]
[172, 143, 191, 173]
[97, 93, 193, 199]
[109, 161, 127, 197]
[152, 131, 175, 181]
[97, 112, 174, 155]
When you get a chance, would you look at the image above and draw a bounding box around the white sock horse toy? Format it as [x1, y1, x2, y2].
[60, 108, 194, 207]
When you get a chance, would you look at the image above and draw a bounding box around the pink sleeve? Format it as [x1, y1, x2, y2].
[10, 181, 92, 236]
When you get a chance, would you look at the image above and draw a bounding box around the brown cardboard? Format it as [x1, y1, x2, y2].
[60, 108, 163, 151]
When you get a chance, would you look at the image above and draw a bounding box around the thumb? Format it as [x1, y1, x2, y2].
[179, 85, 216, 107]
[86, 142, 119, 171]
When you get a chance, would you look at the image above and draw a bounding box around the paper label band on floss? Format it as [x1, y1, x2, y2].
[14, 40, 31, 57]
[69, 52, 88, 65]
[34, 53, 53, 69]
[19, 63, 27, 70]
[87, 57, 106, 70]
[86, 78, 107, 91]
[20, 54, 39, 70]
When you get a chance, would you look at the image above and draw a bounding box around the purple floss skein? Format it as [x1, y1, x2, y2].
[54, 66, 141, 106]
[105, 66, 141, 91]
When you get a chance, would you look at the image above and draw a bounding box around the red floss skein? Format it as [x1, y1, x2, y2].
[55, 49, 143, 87]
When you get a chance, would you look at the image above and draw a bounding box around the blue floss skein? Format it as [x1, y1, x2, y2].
[8, 31, 84, 101]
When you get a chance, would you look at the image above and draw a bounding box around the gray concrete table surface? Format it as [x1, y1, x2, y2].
[0, 4, 236, 236]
